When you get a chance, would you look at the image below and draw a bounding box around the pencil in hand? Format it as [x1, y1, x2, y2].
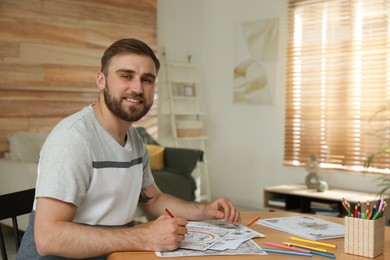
[164, 208, 175, 218]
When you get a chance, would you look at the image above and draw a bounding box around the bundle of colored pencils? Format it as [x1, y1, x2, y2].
[342, 196, 387, 220]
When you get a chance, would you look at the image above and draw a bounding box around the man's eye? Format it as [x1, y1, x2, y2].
[122, 75, 131, 79]
[142, 78, 155, 84]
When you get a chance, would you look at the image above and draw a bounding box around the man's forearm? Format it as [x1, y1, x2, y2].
[141, 192, 207, 220]
[35, 221, 151, 258]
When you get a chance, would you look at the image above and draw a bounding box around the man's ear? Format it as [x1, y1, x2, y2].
[96, 71, 106, 90]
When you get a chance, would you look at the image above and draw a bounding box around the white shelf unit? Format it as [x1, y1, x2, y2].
[162, 60, 211, 202]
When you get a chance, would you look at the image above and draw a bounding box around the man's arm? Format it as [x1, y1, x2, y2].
[140, 183, 241, 224]
[34, 197, 187, 258]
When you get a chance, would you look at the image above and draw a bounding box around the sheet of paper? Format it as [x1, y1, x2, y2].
[183, 220, 265, 250]
[256, 215, 344, 240]
[155, 220, 266, 257]
[156, 239, 266, 257]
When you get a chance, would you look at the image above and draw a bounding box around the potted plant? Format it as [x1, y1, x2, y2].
[364, 103, 390, 195]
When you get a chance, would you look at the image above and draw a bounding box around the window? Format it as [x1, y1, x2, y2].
[285, 0, 390, 174]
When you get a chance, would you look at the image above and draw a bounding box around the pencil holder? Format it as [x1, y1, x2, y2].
[344, 216, 385, 258]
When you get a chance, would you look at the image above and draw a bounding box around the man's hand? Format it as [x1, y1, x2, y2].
[203, 197, 241, 224]
[146, 215, 188, 251]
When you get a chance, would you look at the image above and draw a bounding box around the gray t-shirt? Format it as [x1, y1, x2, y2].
[17, 105, 154, 259]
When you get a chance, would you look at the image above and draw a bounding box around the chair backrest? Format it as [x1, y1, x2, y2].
[0, 188, 35, 260]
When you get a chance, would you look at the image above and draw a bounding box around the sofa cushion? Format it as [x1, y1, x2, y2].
[163, 147, 204, 176]
[7, 132, 48, 163]
[145, 144, 165, 171]
[152, 170, 196, 201]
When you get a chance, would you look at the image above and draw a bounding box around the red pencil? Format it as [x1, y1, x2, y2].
[164, 208, 175, 218]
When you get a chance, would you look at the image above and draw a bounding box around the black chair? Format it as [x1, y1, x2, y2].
[0, 188, 35, 260]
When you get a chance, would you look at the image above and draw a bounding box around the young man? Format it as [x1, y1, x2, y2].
[17, 38, 241, 259]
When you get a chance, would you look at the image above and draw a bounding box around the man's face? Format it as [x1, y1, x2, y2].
[102, 53, 156, 122]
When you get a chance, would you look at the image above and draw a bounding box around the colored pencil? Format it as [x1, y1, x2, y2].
[342, 200, 349, 213]
[364, 209, 368, 219]
[372, 209, 381, 220]
[164, 208, 175, 218]
[310, 249, 336, 259]
[348, 202, 351, 217]
[262, 248, 312, 257]
[378, 195, 385, 212]
[284, 242, 328, 253]
[263, 242, 310, 253]
[366, 200, 371, 213]
[289, 236, 337, 248]
[247, 215, 261, 226]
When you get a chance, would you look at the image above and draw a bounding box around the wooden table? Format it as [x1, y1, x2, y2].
[108, 211, 390, 260]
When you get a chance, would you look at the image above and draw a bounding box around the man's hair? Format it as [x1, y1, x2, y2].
[101, 38, 160, 75]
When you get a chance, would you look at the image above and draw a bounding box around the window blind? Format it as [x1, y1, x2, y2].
[285, 0, 390, 174]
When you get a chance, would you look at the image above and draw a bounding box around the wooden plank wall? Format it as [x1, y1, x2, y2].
[0, 0, 157, 157]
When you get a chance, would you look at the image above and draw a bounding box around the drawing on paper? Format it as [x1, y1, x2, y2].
[181, 231, 217, 245]
[299, 222, 328, 231]
[155, 220, 266, 257]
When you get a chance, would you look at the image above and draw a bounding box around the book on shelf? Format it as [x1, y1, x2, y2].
[310, 201, 338, 210]
[310, 201, 339, 217]
[314, 210, 340, 217]
[268, 197, 286, 207]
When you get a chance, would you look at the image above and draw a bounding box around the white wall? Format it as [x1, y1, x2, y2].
[157, 0, 382, 209]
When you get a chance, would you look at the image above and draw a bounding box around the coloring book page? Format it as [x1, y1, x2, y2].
[155, 220, 266, 257]
[257, 215, 344, 240]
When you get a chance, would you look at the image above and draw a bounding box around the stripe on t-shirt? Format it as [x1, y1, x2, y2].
[92, 157, 143, 169]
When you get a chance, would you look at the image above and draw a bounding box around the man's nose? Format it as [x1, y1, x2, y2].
[130, 80, 143, 94]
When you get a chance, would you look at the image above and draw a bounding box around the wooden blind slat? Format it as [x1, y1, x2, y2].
[285, 0, 390, 174]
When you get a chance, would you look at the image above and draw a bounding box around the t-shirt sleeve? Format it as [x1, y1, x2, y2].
[142, 144, 155, 188]
[129, 127, 155, 189]
[35, 128, 91, 207]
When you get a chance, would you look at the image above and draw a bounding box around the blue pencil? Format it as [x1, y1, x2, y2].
[310, 250, 336, 259]
[262, 248, 312, 257]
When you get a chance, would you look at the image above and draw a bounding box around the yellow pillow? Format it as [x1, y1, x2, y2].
[145, 144, 165, 171]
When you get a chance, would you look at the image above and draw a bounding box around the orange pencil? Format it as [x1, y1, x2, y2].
[366, 200, 371, 213]
[247, 215, 261, 226]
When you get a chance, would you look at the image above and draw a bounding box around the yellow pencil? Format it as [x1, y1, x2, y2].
[289, 236, 337, 249]
[284, 242, 328, 253]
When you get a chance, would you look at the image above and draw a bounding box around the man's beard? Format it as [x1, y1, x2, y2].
[103, 83, 152, 122]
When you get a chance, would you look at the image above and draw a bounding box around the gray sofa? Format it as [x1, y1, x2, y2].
[135, 127, 204, 201]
